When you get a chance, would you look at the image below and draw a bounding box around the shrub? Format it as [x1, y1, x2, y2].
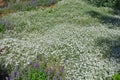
[114, 0, 120, 10]
[85, 0, 120, 10]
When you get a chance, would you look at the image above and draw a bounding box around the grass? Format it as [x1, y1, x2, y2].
[0, 0, 120, 79]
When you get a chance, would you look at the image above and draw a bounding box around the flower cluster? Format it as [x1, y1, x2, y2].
[8, 60, 65, 80]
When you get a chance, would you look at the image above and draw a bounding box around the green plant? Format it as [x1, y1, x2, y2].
[0, 24, 5, 32]
[114, 0, 120, 10]
[85, 0, 120, 10]
[23, 66, 47, 80]
[9, 60, 64, 80]
[113, 73, 120, 80]
[38, 0, 59, 6]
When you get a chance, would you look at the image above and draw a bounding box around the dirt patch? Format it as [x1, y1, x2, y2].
[0, 0, 8, 8]
[0, 12, 7, 17]
[0, 10, 15, 17]
[42, 3, 56, 8]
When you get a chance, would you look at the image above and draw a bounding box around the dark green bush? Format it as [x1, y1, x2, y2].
[85, 0, 120, 10]
[114, 0, 120, 10]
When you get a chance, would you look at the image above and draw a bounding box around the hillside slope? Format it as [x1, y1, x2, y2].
[0, 0, 120, 79]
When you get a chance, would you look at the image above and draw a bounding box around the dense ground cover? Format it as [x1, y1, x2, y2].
[0, 0, 120, 79]
[84, 0, 120, 10]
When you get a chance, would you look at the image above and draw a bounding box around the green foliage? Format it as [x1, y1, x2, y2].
[12, 3, 35, 11]
[0, 24, 5, 32]
[22, 66, 47, 80]
[12, 3, 23, 11]
[113, 73, 120, 80]
[0, 0, 61, 13]
[85, 0, 120, 10]
[114, 0, 120, 10]
[8, 60, 64, 80]
[38, 0, 59, 6]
